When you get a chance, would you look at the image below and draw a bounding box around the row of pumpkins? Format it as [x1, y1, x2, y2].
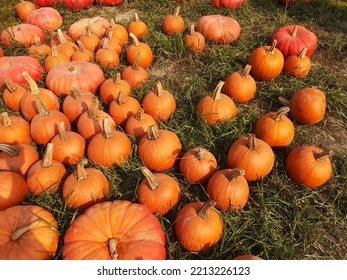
[0, 0, 331, 260]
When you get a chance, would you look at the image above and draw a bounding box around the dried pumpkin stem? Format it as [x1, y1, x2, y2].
[174, 6, 181, 17]
[88, 97, 99, 119]
[134, 12, 140, 22]
[156, 81, 163, 97]
[247, 134, 257, 150]
[70, 86, 82, 99]
[278, 96, 291, 106]
[274, 106, 290, 121]
[292, 25, 298, 37]
[51, 45, 59, 57]
[57, 28, 66, 44]
[190, 23, 196, 35]
[133, 52, 143, 70]
[103, 118, 114, 139]
[34, 36, 41, 46]
[267, 39, 277, 55]
[314, 150, 332, 162]
[11, 219, 41, 241]
[298, 47, 308, 59]
[117, 90, 126, 105]
[35, 97, 49, 117]
[241, 64, 252, 78]
[135, 108, 145, 121]
[0, 143, 20, 157]
[23, 71, 39, 95]
[108, 238, 118, 260]
[141, 166, 159, 190]
[76, 158, 88, 180]
[59, 121, 69, 141]
[1, 112, 12, 127]
[197, 201, 216, 219]
[147, 125, 160, 140]
[4, 78, 17, 92]
[195, 148, 206, 160]
[129, 32, 140, 46]
[102, 37, 109, 49]
[113, 72, 121, 84]
[211, 81, 225, 100]
[76, 40, 87, 52]
[225, 168, 245, 181]
[42, 143, 54, 168]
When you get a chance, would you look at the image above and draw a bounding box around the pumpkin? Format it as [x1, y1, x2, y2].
[62, 86, 96, 123]
[279, 87, 326, 125]
[87, 118, 132, 167]
[0, 144, 39, 176]
[227, 134, 275, 181]
[28, 36, 52, 60]
[0, 46, 3, 57]
[26, 143, 67, 195]
[197, 81, 237, 125]
[233, 255, 263, 260]
[283, 47, 311, 78]
[271, 25, 318, 58]
[49, 29, 72, 46]
[0, 204, 59, 260]
[26, 7, 62, 32]
[95, 38, 120, 68]
[212, 0, 246, 9]
[121, 52, 149, 90]
[109, 90, 141, 126]
[196, 14, 241, 44]
[286, 146, 332, 189]
[97, 32, 123, 55]
[184, 23, 205, 53]
[137, 166, 181, 216]
[0, 56, 44, 87]
[61, 0, 94, 10]
[128, 12, 148, 40]
[99, 72, 131, 106]
[30, 97, 71, 146]
[62, 200, 166, 260]
[0, 23, 45, 48]
[16, 1, 38, 22]
[138, 125, 182, 172]
[50, 122, 86, 166]
[96, 0, 125, 6]
[206, 168, 249, 211]
[126, 33, 153, 69]
[44, 45, 70, 72]
[0, 171, 28, 211]
[255, 106, 295, 148]
[71, 40, 95, 62]
[179, 147, 218, 184]
[162, 6, 185, 35]
[55, 29, 79, 59]
[175, 201, 224, 253]
[45, 60, 105, 97]
[78, 26, 101, 52]
[125, 108, 158, 139]
[0, 113, 31, 145]
[2, 78, 29, 112]
[249, 39, 284, 81]
[105, 18, 129, 46]
[20, 71, 60, 121]
[62, 158, 110, 210]
[33, 0, 57, 6]
[142, 81, 176, 122]
[68, 16, 111, 40]
[223, 64, 256, 103]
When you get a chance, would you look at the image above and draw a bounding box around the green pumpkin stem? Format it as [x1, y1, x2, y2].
[0, 112, 12, 127]
[0, 143, 20, 157]
[11, 219, 42, 241]
[314, 150, 332, 162]
[102, 118, 114, 139]
[211, 81, 225, 100]
[241, 64, 252, 78]
[141, 166, 159, 190]
[197, 201, 216, 219]
[108, 238, 118, 260]
[35, 97, 49, 117]
[225, 168, 245, 181]
[147, 125, 159, 140]
[274, 106, 290, 121]
[42, 143, 54, 168]
[76, 158, 88, 181]
[247, 134, 257, 150]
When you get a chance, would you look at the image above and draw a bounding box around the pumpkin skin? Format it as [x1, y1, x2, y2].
[212, 0, 246, 9]
[28, 37, 52, 60]
[255, 106, 295, 149]
[121, 52, 149, 90]
[68, 16, 111, 41]
[0, 56, 44, 88]
[71, 40, 95, 62]
[179, 147, 218, 184]
[16, 1, 38, 22]
[95, 38, 121, 68]
[271, 25, 318, 58]
[62, 200, 166, 260]
[0, 204, 59, 260]
[61, 0, 95, 10]
[184, 23, 205, 53]
[62, 159, 110, 210]
[227, 134, 275, 181]
[283, 47, 311, 79]
[126, 33, 153, 69]
[137, 167, 181, 216]
[206, 168, 249, 211]
[99, 73, 131, 106]
[286, 146, 332, 189]
[26, 7, 63, 33]
[34, 0, 57, 6]
[196, 14, 241, 44]
[106, 19, 129, 46]
[249, 40, 284, 81]
[0, 113, 31, 145]
[175, 201, 224, 253]
[45, 60, 105, 97]
[162, 6, 185, 36]
[138, 125, 182, 172]
[78, 26, 101, 52]
[2, 79, 29, 112]
[125, 109, 158, 139]
[44, 46, 70, 72]
[0, 171, 28, 211]
[96, 0, 125, 6]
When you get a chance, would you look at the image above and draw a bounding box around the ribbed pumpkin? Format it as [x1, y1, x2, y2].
[227, 134, 275, 181]
[106, 18, 128, 46]
[137, 167, 181, 216]
[55, 29, 78, 59]
[62, 159, 110, 210]
[68, 16, 111, 41]
[78, 25, 100, 52]
[95, 38, 120, 68]
[196, 81, 237, 125]
[125, 108, 158, 139]
[2, 78, 29, 112]
[28, 36, 51, 60]
[126, 33, 153, 69]
[71, 40, 95, 62]
[206, 168, 249, 211]
[97, 32, 123, 55]
[286, 146, 332, 189]
[179, 147, 218, 184]
[99, 72, 131, 105]
[175, 201, 224, 253]
[44, 45, 70, 72]
[138, 125, 182, 172]
[0, 205, 59, 260]
[0, 113, 31, 145]
[184, 23, 205, 53]
[162, 6, 185, 35]
[283, 47, 311, 79]
[142, 81, 176, 122]
[127, 12, 148, 40]
[255, 106, 295, 148]
[15, 1, 38, 22]
[26, 143, 67, 196]
[26, 7, 63, 33]
[121, 52, 149, 90]
[87, 118, 132, 167]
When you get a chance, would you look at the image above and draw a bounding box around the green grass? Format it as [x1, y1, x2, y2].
[0, 0, 346, 260]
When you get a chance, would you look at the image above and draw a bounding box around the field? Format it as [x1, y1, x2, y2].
[0, 0, 346, 260]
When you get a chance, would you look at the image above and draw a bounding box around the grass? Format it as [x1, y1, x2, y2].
[1, 0, 347, 260]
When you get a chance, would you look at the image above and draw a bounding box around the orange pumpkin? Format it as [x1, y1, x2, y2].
[184, 23, 205, 53]
[55, 29, 78, 59]
[162, 6, 185, 35]
[106, 18, 128, 46]
[97, 32, 123, 55]
[127, 12, 148, 40]
[26, 7, 63, 33]
[95, 38, 120, 68]
[0, 113, 31, 145]
[121, 52, 149, 90]
[99, 72, 131, 106]
[78, 25, 101, 52]
[44, 45, 70, 72]
[16, 1, 38, 22]
[125, 108, 158, 139]
[71, 40, 95, 62]
[28, 36, 51, 60]
[283, 47, 311, 78]
[126, 33, 153, 69]
[2, 78, 29, 112]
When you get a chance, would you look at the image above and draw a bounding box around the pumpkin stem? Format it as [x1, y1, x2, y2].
[241, 64, 252, 78]
[113, 72, 121, 84]
[102, 37, 109, 49]
[195, 148, 206, 160]
[22, 71, 39, 95]
[278, 96, 291, 106]
[190, 23, 196, 35]
[76, 40, 87, 52]
[292, 25, 298, 37]
[58, 121, 69, 141]
[267, 40, 277, 55]
[132, 52, 142, 70]
[197, 201, 216, 219]
[155, 81, 163, 97]
[34, 36, 41, 46]
[174, 6, 181, 17]
[147, 125, 160, 140]
[108, 238, 118, 260]
[225, 168, 245, 181]
[76, 158, 88, 181]
[0, 143, 20, 157]
[211, 81, 225, 100]
[70, 86, 82, 99]
[51, 45, 59, 57]
[298, 47, 308, 59]
[11, 219, 41, 241]
[129, 32, 140, 46]
[141, 166, 159, 190]
[247, 134, 257, 150]
[88, 97, 99, 119]
[134, 12, 140, 22]
[57, 28, 66, 44]
[4, 78, 17, 92]
[314, 150, 332, 162]
[117, 90, 126, 105]
[42, 143, 54, 167]
[35, 97, 49, 117]
[274, 106, 290, 121]
[0, 112, 12, 127]
[134, 108, 145, 121]
[102, 118, 114, 139]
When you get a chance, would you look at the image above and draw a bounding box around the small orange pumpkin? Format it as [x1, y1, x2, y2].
[0, 112, 31, 145]
[126, 32, 153, 69]
[127, 12, 148, 40]
[125, 108, 158, 139]
[162, 6, 185, 35]
[184, 23, 205, 53]
[99, 72, 131, 106]
[121, 52, 149, 90]
[283, 47, 311, 79]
